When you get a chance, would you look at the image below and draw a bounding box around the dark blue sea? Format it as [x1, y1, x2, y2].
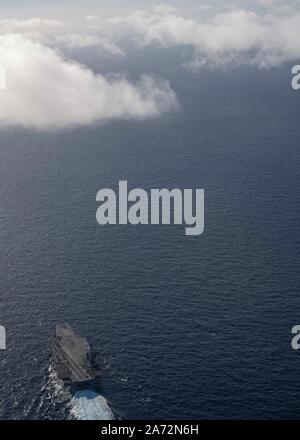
[0, 51, 299, 419]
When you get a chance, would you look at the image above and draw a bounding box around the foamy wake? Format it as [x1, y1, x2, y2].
[70, 390, 115, 420]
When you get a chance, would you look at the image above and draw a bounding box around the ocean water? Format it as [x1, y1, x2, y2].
[0, 58, 299, 419]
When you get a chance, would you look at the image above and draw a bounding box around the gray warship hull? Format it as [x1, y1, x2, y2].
[50, 323, 100, 384]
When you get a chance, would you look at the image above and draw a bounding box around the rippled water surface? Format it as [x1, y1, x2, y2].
[0, 63, 299, 419]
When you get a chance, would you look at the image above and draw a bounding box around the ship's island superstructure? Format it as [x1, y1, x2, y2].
[50, 323, 100, 384]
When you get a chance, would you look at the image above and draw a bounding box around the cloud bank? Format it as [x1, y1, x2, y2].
[0, 2, 300, 129]
[97, 6, 300, 70]
[0, 35, 178, 129]
[2, 4, 300, 71]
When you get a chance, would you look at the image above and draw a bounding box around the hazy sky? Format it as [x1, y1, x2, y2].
[1, 1, 295, 18]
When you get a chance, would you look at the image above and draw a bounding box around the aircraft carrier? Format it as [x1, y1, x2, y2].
[50, 323, 100, 384]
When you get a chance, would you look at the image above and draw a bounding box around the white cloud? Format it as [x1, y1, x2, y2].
[187, 10, 300, 69]
[153, 4, 180, 15]
[0, 35, 178, 129]
[0, 18, 67, 33]
[55, 33, 125, 57]
[3, 5, 300, 71]
[0, 3, 299, 131]
[56, 33, 102, 48]
[103, 7, 300, 69]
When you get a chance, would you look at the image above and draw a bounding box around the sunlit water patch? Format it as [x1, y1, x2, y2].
[71, 390, 115, 420]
